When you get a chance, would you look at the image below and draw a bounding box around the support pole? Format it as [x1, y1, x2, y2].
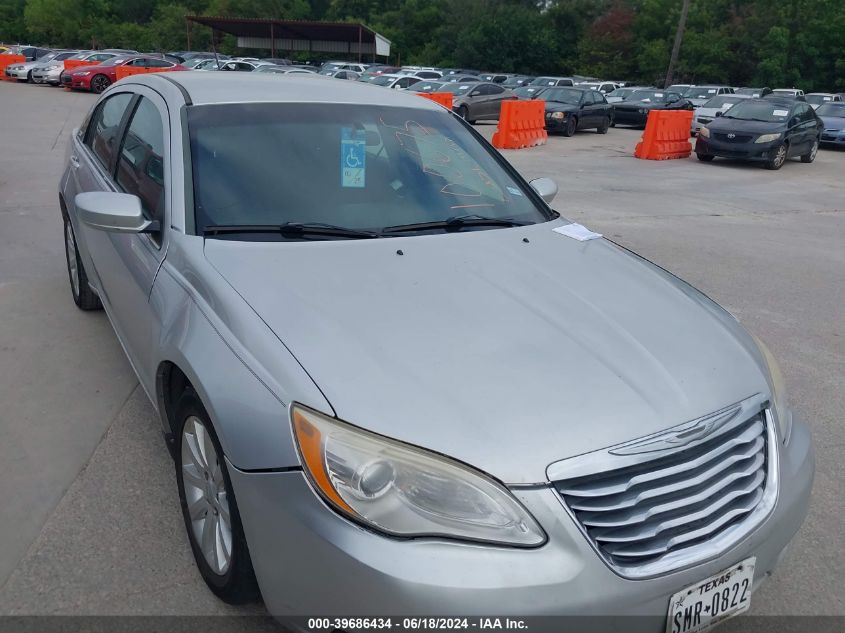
[358, 26, 362, 63]
[186, 19, 192, 51]
[271, 23, 275, 58]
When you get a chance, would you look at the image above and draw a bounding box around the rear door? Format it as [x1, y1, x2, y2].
[485, 84, 509, 118]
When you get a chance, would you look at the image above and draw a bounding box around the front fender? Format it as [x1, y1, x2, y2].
[150, 256, 330, 470]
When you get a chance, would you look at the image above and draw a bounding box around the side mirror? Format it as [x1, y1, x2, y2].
[529, 177, 558, 204]
[715, 110, 723, 117]
[75, 192, 156, 233]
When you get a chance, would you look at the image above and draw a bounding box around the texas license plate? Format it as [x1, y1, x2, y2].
[666, 557, 755, 633]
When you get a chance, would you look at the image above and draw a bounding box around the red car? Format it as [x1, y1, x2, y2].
[68, 55, 187, 93]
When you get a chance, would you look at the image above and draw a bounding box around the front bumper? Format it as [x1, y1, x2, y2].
[229, 412, 813, 627]
[613, 108, 648, 127]
[695, 136, 781, 161]
[820, 130, 845, 146]
[32, 67, 62, 84]
[4, 67, 28, 80]
[544, 114, 569, 131]
[691, 117, 713, 135]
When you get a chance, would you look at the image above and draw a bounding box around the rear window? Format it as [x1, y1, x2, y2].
[187, 103, 551, 237]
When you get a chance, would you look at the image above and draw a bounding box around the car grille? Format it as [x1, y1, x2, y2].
[713, 132, 753, 143]
[550, 396, 776, 578]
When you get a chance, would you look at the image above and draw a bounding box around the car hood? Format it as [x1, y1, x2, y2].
[706, 117, 786, 134]
[694, 107, 724, 118]
[204, 221, 769, 484]
[544, 102, 579, 113]
[820, 116, 845, 130]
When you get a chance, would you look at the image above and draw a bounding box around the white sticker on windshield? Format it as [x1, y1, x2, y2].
[708, 89, 716, 93]
[823, 97, 831, 101]
[506, 186, 523, 197]
[773, 109, 789, 117]
[460, 85, 469, 89]
[655, 93, 664, 97]
[340, 128, 366, 188]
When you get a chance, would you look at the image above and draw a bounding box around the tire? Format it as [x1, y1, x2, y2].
[90, 74, 110, 94]
[63, 217, 102, 310]
[597, 116, 610, 134]
[457, 105, 469, 121]
[562, 116, 578, 137]
[696, 153, 714, 162]
[610, 120, 616, 127]
[175, 389, 259, 604]
[800, 138, 819, 163]
[765, 143, 788, 170]
[27, 70, 33, 83]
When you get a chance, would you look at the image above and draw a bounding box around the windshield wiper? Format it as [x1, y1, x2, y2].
[203, 222, 379, 240]
[382, 215, 530, 235]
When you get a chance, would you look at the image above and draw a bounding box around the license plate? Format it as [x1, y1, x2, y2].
[666, 557, 755, 633]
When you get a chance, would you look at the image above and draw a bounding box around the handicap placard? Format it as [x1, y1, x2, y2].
[341, 128, 366, 188]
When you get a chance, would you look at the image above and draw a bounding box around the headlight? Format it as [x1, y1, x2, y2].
[9, 65, 22, 71]
[752, 336, 793, 444]
[699, 126, 710, 138]
[755, 132, 782, 144]
[550, 111, 565, 120]
[291, 404, 546, 546]
[45, 64, 59, 70]
[76, 71, 91, 76]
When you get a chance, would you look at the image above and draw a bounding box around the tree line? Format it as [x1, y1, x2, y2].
[1, 0, 843, 91]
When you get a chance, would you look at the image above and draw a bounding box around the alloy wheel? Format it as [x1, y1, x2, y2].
[91, 75, 110, 94]
[809, 141, 818, 161]
[180, 416, 233, 575]
[773, 145, 787, 168]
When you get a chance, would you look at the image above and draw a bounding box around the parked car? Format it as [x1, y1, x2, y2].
[817, 102, 845, 147]
[30, 50, 82, 84]
[102, 48, 138, 55]
[525, 76, 575, 93]
[440, 68, 479, 76]
[479, 73, 510, 84]
[410, 70, 442, 80]
[542, 87, 613, 136]
[612, 90, 692, 127]
[444, 74, 482, 84]
[446, 81, 516, 122]
[772, 88, 805, 98]
[320, 62, 367, 74]
[3, 45, 52, 61]
[696, 97, 822, 169]
[691, 94, 751, 135]
[502, 75, 534, 88]
[66, 55, 187, 93]
[605, 86, 653, 103]
[736, 87, 772, 97]
[804, 93, 842, 110]
[5, 50, 69, 82]
[220, 60, 274, 72]
[59, 71, 813, 622]
[410, 80, 445, 92]
[578, 81, 619, 94]
[666, 83, 694, 92]
[261, 57, 292, 66]
[172, 51, 229, 62]
[683, 85, 735, 106]
[367, 73, 422, 90]
[59, 52, 119, 87]
[322, 69, 360, 80]
[193, 58, 227, 71]
[255, 66, 316, 75]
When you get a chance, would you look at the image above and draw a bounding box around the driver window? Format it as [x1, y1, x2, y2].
[116, 97, 166, 240]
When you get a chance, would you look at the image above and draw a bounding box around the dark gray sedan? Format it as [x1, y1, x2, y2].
[445, 81, 515, 122]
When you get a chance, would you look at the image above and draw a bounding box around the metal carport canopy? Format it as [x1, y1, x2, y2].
[185, 16, 391, 61]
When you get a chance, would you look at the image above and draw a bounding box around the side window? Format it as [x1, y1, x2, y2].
[488, 84, 505, 95]
[150, 59, 173, 68]
[85, 93, 134, 171]
[795, 104, 812, 121]
[116, 97, 166, 226]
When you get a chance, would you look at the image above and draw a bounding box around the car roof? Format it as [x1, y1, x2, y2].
[138, 72, 446, 110]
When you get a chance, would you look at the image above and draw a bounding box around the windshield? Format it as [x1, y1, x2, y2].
[530, 76, 555, 86]
[685, 87, 722, 99]
[98, 57, 128, 67]
[805, 94, 832, 105]
[628, 90, 670, 103]
[441, 83, 474, 95]
[187, 104, 551, 238]
[416, 82, 443, 91]
[702, 96, 743, 109]
[722, 100, 792, 122]
[368, 75, 395, 86]
[607, 88, 633, 98]
[816, 104, 845, 117]
[542, 88, 583, 104]
[736, 88, 763, 96]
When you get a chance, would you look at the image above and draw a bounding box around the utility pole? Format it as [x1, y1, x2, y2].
[665, 0, 691, 87]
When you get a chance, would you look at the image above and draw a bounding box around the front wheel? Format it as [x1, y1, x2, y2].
[64, 217, 101, 310]
[90, 74, 110, 94]
[800, 139, 819, 163]
[562, 116, 577, 137]
[696, 153, 714, 162]
[175, 390, 259, 604]
[597, 116, 610, 134]
[765, 143, 788, 170]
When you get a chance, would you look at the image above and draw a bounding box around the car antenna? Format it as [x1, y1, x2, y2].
[210, 29, 220, 68]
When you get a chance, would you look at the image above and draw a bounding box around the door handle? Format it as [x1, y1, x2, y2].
[69, 155, 80, 168]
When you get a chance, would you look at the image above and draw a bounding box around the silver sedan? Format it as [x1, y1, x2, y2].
[59, 72, 813, 629]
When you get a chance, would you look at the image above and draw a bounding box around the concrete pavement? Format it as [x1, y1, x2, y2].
[0, 80, 842, 618]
